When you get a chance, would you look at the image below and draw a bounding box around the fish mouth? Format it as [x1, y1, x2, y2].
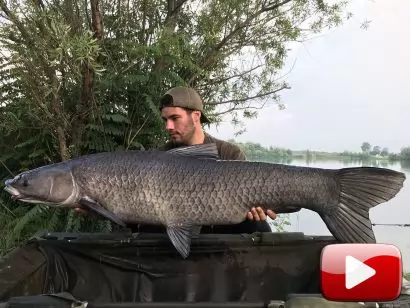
[4, 185, 54, 204]
[4, 185, 26, 201]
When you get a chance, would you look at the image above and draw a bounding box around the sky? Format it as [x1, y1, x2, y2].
[204, 0, 410, 270]
[207, 0, 410, 154]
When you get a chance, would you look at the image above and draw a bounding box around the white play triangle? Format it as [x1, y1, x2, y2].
[345, 255, 376, 289]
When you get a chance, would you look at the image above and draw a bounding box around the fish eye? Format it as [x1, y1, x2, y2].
[18, 175, 28, 187]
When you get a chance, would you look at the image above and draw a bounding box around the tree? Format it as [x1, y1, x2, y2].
[400, 147, 410, 160]
[0, 0, 354, 256]
[381, 147, 389, 156]
[361, 142, 371, 153]
[371, 146, 381, 156]
[0, 0, 353, 159]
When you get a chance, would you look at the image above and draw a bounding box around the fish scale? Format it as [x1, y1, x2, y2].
[102, 155, 361, 220]
[3, 143, 406, 258]
[75, 152, 356, 224]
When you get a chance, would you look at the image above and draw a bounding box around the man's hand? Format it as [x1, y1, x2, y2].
[73, 207, 101, 219]
[247, 207, 276, 221]
[74, 207, 87, 215]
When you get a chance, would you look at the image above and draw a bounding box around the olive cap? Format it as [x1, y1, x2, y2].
[159, 86, 210, 124]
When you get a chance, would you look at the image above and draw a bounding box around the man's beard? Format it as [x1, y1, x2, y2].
[172, 123, 196, 146]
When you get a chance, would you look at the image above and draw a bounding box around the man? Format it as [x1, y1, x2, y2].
[75, 86, 277, 233]
[156, 86, 277, 234]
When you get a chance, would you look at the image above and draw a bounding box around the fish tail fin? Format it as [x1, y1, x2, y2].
[321, 167, 406, 243]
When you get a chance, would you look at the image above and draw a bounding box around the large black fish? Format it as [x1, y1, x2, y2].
[3, 143, 406, 258]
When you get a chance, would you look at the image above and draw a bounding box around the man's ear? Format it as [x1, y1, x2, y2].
[192, 110, 201, 123]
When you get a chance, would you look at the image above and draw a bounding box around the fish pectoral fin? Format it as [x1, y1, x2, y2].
[79, 197, 126, 228]
[166, 224, 200, 259]
[167, 143, 220, 160]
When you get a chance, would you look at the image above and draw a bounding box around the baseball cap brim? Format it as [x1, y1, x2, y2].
[200, 113, 211, 124]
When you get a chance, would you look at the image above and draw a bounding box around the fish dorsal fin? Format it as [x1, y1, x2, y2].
[166, 143, 220, 159]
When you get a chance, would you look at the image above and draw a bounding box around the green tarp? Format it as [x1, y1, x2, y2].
[0, 232, 409, 307]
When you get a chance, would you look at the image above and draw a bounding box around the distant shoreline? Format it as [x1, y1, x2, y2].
[229, 140, 410, 163]
[291, 150, 402, 161]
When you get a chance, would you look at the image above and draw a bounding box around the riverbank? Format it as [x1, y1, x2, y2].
[229, 140, 410, 164]
[292, 149, 401, 162]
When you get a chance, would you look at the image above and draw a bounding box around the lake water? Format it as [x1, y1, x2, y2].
[264, 158, 410, 273]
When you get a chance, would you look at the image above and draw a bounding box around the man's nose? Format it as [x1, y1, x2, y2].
[165, 120, 175, 130]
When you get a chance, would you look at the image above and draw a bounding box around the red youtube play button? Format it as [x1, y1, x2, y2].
[320, 243, 402, 302]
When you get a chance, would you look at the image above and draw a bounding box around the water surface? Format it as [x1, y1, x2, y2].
[264, 158, 410, 272]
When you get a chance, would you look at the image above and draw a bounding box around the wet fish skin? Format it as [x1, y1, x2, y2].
[3, 143, 406, 258]
[3, 147, 335, 225]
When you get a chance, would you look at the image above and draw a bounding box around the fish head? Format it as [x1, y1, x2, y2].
[3, 166, 75, 206]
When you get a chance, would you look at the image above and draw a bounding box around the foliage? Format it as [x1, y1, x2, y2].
[230, 140, 410, 167]
[231, 139, 293, 163]
[370, 145, 381, 156]
[361, 142, 371, 153]
[381, 147, 389, 157]
[400, 147, 410, 161]
[360, 142, 410, 161]
[268, 215, 292, 233]
[0, 190, 112, 258]
[361, 142, 384, 156]
[0, 0, 352, 256]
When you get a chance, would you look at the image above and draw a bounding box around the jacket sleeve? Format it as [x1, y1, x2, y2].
[219, 142, 247, 161]
[235, 149, 247, 161]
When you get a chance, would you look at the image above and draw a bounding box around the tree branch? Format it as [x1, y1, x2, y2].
[163, 0, 188, 26]
[150, 0, 186, 82]
[213, 103, 270, 117]
[52, 92, 69, 161]
[91, 0, 103, 40]
[70, 0, 103, 156]
[200, 64, 264, 87]
[214, 5, 263, 52]
[0, 0, 31, 44]
[0, 0, 72, 160]
[206, 84, 290, 106]
[189, 0, 293, 84]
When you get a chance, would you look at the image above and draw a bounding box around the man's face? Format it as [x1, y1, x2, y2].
[161, 107, 198, 145]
